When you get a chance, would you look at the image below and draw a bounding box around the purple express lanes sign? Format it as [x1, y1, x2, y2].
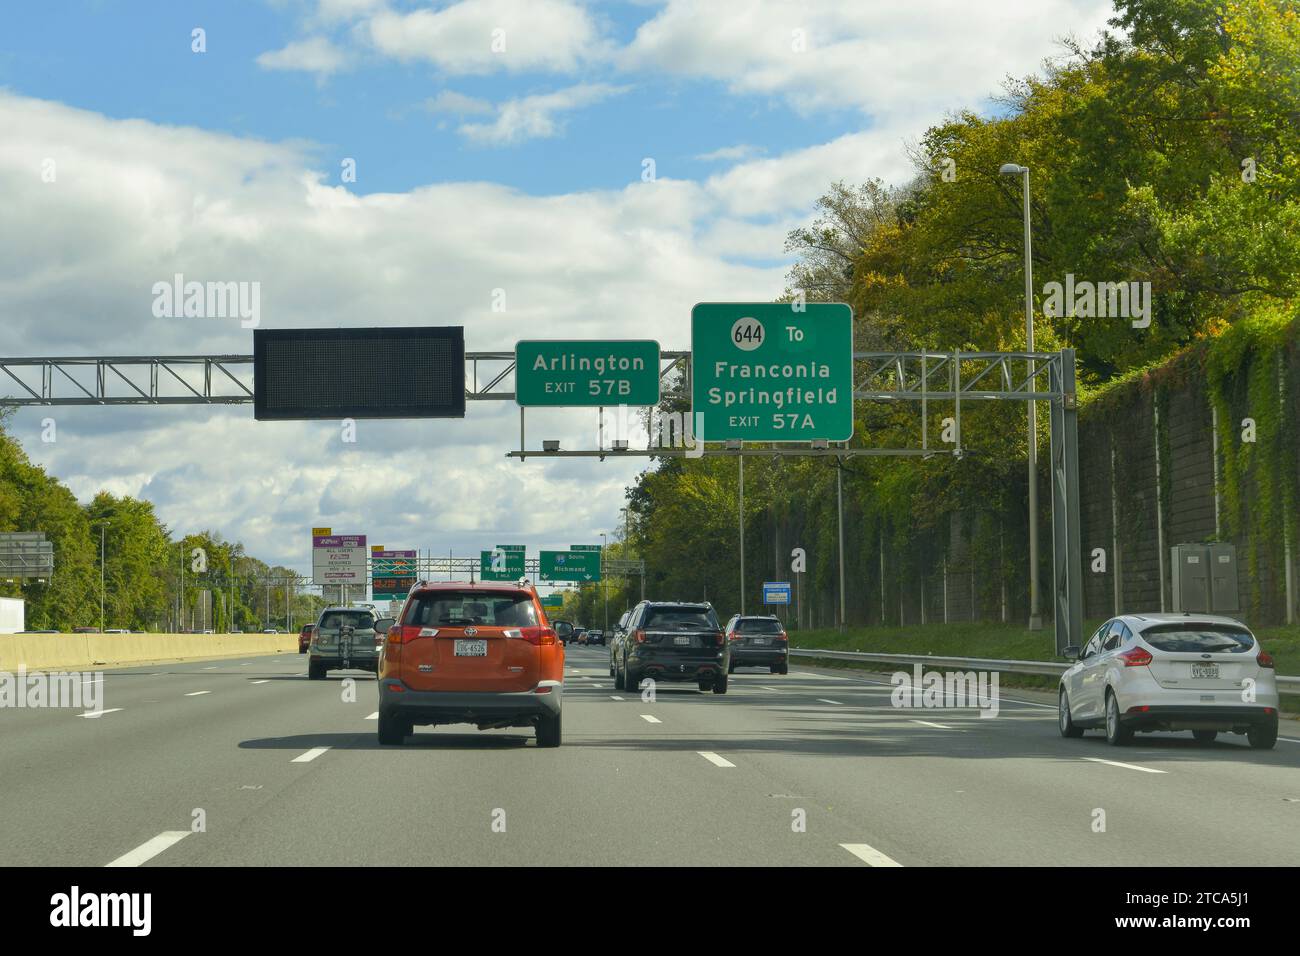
[311, 534, 368, 585]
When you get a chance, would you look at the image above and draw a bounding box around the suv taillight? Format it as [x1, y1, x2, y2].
[634, 629, 646, 643]
[511, 626, 556, 646]
[714, 630, 725, 646]
[1257, 650, 1275, 669]
[1119, 646, 1153, 667]
[776, 631, 788, 642]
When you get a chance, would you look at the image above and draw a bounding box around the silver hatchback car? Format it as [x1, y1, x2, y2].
[1058, 613, 1279, 749]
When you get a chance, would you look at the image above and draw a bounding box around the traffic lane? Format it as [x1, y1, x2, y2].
[0, 655, 381, 865]
[167, 662, 857, 866]
[615, 665, 1300, 865]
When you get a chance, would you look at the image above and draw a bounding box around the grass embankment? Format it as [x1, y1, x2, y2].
[789, 621, 1300, 697]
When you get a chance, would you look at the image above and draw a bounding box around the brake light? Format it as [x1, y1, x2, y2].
[1257, 650, 1275, 669]
[714, 630, 725, 646]
[634, 629, 646, 643]
[777, 631, 788, 642]
[1119, 646, 1153, 667]
[508, 626, 556, 646]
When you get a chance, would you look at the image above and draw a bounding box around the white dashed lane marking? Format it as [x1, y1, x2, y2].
[841, 843, 903, 867]
[640, 715, 662, 724]
[697, 751, 735, 768]
[912, 719, 952, 729]
[1082, 757, 1166, 774]
[292, 747, 331, 763]
[105, 831, 190, 868]
[184, 691, 211, 697]
[79, 708, 123, 718]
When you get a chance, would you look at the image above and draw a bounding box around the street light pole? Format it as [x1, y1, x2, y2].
[600, 532, 609, 633]
[97, 523, 106, 633]
[836, 460, 846, 631]
[1000, 162, 1043, 630]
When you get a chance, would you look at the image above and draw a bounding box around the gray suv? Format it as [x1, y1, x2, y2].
[308, 606, 380, 679]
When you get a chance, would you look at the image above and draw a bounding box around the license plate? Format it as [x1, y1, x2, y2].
[1192, 663, 1219, 679]
[751, 637, 769, 645]
[673, 635, 691, 645]
[454, 639, 488, 657]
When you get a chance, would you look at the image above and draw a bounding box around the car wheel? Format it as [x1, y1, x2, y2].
[1104, 691, 1133, 746]
[608, 659, 615, 678]
[536, 710, 562, 748]
[626, 665, 641, 695]
[697, 679, 712, 692]
[712, 671, 728, 695]
[613, 661, 626, 690]
[1058, 688, 1084, 738]
[298, 647, 307, 655]
[777, 662, 789, 675]
[307, 660, 325, 680]
[728, 661, 736, 674]
[1248, 716, 1278, 750]
[1192, 729, 1217, 745]
[377, 711, 408, 745]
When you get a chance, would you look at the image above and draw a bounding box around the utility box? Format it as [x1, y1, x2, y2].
[1171, 543, 1239, 614]
[1207, 543, 1240, 613]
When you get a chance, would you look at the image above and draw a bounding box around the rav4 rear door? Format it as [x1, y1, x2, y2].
[398, 590, 544, 693]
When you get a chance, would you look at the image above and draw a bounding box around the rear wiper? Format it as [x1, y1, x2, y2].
[1201, 643, 1242, 653]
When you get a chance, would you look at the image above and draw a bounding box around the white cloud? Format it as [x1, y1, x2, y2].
[256, 36, 351, 76]
[366, 0, 606, 75]
[0, 92, 787, 569]
[695, 144, 763, 163]
[458, 83, 628, 145]
[424, 90, 495, 116]
[623, 0, 1114, 118]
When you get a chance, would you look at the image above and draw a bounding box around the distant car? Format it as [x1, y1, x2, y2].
[298, 623, 315, 654]
[261, 628, 278, 634]
[374, 581, 563, 747]
[1059, 614, 1279, 749]
[586, 629, 605, 646]
[574, 627, 588, 645]
[608, 610, 632, 677]
[725, 614, 789, 674]
[103, 628, 130, 634]
[72, 626, 100, 633]
[614, 601, 729, 694]
[308, 607, 380, 679]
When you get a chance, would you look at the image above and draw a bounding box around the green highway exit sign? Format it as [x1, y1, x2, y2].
[516, 340, 660, 407]
[480, 548, 524, 581]
[691, 303, 854, 442]
[539, 550, 601, 582]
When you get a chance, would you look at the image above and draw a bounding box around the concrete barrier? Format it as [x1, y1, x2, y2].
[0, 633, 298, 671]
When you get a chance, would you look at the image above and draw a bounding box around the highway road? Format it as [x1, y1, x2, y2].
[2, 645, 1298, 866]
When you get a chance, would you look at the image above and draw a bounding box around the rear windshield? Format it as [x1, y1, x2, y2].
[318, 611, 375, 631]
[404, 591, 538, 628]
[736, 618, 782, 633]
[645, 606, 720, 630]
[1140, 624, 1255, 653]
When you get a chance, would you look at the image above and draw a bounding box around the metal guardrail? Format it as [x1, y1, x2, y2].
[789, 647, 1300, 692]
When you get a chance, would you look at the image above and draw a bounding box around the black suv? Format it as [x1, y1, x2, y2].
[725, 614, 789, 674]
[614, 601, 729, 694]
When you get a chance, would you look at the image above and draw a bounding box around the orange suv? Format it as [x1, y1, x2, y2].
[374, 581, 564, 747]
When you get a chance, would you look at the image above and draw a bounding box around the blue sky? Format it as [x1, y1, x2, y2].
[0, 0, 1117, 574]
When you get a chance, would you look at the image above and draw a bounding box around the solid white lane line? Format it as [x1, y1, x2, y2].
[1082, 757, 1166, 774]
[697, 751, 735, 768]
[203, 666, 217, 670]
[184, 691, 211, 697]
[80, 708, 123, 718]
[609, 695, 625, 701]
[640, 714, 662, 724]
[589, 683, 604, 688]
[759, 685, 781, 691]
[366, 712, 378, 720]
[105, 831, 190, 868]
[240, 663, 250, 666]
[81, 677, 103, 684]
[912, 719, 952, 729]
[1279, 737, 1300, 744]
[250, 679, 270, 685]
[817, 698, 844, 705]
[292, 747, 331, 763]
[841, 843, 903, 867]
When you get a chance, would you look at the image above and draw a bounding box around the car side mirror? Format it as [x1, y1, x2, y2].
[374, 617, 395, 634]
[1062, 645, 1081, 661]
[553, 621, 574, 638]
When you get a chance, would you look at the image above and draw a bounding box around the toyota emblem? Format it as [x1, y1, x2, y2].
[464, 626, 478, 636]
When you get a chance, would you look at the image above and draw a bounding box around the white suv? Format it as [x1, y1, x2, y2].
[1058, 614, 1279, 749]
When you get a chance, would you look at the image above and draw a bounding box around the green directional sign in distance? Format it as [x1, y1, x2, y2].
[691, 302, 853, 442]
[539, 550, 601, 582]
[516, 340, 660, 407]
[570, 544, 601, 551]
[541, 594, 563, 610]
[480, 548, 524, 581]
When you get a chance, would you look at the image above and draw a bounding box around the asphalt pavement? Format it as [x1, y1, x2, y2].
[1, 645, 1297, 866]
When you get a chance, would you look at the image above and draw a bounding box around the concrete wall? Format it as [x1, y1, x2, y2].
[0, 633, 297, 672]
